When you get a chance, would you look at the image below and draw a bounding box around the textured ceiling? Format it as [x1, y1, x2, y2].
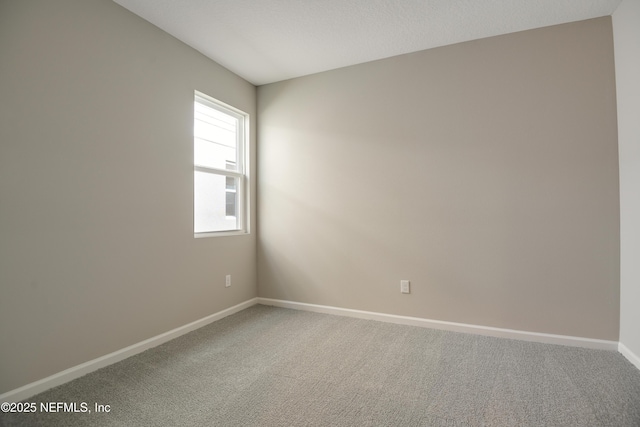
[113, 0, 622, 86]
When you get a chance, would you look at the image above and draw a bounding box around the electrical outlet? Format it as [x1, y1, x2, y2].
[401, 280, 410, 294]
[225, 274, 231, 287]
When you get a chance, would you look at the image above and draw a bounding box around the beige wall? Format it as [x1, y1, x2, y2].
[257, 17, 620, 340]
[613, 0, 640, 360]
[0, 0, 257, 394]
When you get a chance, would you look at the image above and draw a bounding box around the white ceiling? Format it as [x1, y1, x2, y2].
[113, 0, 622, 86]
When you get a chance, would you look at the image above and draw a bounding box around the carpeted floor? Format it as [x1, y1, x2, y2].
[2, 304, 640, 426]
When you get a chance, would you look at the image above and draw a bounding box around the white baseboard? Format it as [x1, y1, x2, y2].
[0, 298, 259, 403]
[619, 342, 640, 370]
[258, 298, 619, 351]
[2, 296, 627, 403]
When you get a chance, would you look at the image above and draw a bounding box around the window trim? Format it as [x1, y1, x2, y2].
[194, 91, 250, 237]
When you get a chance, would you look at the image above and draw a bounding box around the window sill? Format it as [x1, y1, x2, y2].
[194, 230, 249, 238]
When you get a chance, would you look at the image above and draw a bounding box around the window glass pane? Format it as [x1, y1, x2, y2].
[194, 103, 238, 170]
[194, 171, 239, 233]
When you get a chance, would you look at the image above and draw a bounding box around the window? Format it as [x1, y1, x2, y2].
[194, 92, 248, 235]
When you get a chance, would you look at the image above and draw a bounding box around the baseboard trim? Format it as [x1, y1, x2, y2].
[258, 298, 618, 351]
[2, 296, 625, 403]
[0, 297, 259, 403]
[619, 342, 640, 370]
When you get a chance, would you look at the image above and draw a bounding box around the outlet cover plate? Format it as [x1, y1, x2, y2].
[401, 280, 410, 294]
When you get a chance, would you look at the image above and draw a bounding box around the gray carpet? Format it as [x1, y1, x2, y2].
[2, 305, 639, 426]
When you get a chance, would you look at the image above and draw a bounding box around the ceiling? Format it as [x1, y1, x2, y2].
[113, 0, 622, 86]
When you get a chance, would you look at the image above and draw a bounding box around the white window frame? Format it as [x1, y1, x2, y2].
[194, 91, 249, 237]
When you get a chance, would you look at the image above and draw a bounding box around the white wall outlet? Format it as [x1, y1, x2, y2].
[225, 274, 231, 287]
[401, 280, 410, 294]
